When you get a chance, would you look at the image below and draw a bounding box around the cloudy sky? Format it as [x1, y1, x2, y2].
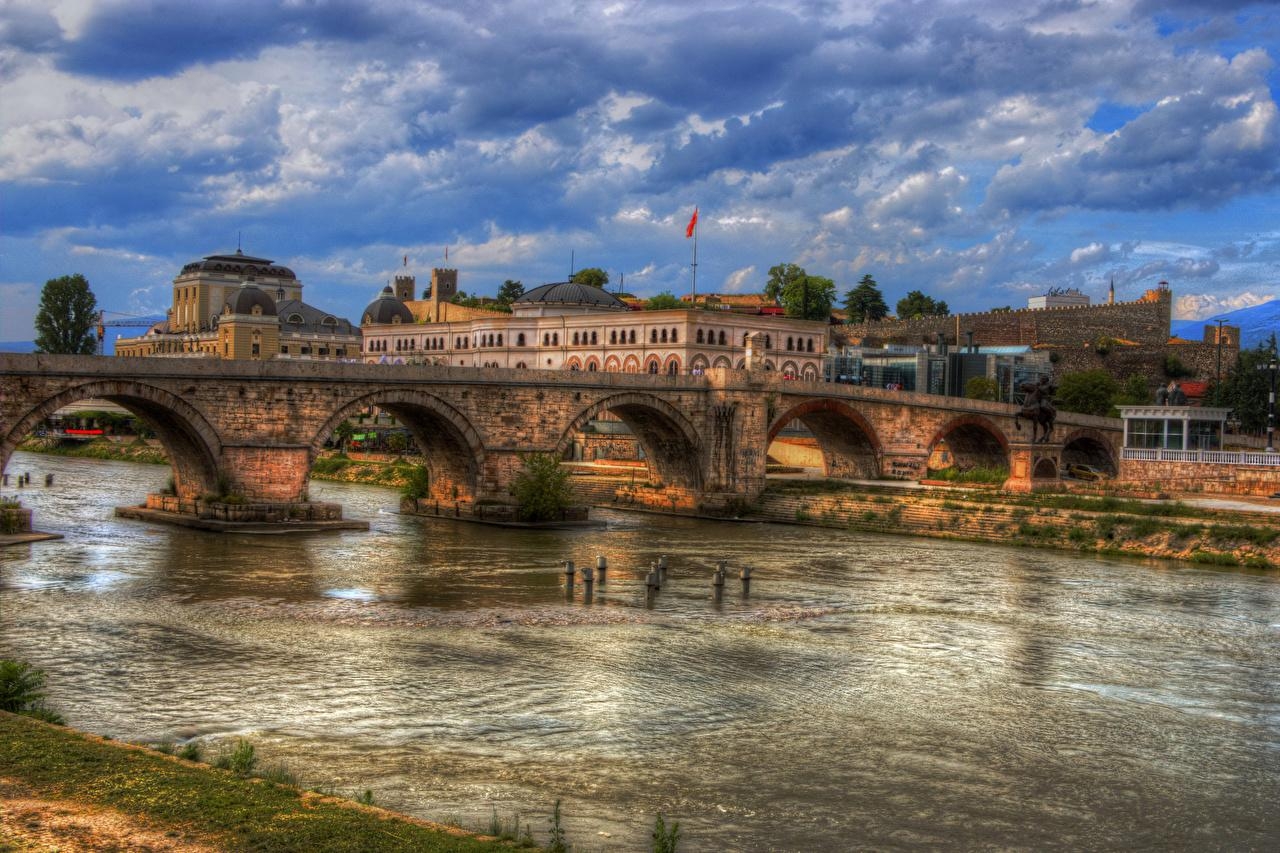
[2, 0, 1279, 340]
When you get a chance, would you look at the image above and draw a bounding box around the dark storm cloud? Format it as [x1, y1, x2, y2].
[56, 0, 406, 80]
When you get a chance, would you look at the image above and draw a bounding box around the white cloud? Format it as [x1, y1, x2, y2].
[1175, 291, 1276, 321]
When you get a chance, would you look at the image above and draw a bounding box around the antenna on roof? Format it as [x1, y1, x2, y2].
[570, 250, 575, 280]
[237, 230, 242, 252]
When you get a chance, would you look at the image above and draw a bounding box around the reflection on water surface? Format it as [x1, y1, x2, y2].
[2, 452, 1278, 850]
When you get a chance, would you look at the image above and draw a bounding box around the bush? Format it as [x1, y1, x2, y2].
[512, 453, 574, 522]
[214, 739, 257, 775]
[0, 659, 64, 724]
[401, 465, 432, 501]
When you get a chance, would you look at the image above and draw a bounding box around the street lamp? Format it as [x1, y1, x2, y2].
[1258, 348, 1279, 453]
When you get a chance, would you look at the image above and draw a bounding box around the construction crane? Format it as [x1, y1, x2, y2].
[96, 310, 166, 355]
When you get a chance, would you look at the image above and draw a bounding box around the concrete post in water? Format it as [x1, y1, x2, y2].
[713, 561, 726, 604]
[595, 555, 607, 583]
[580, 564, 594, 586]
[45, 474, 54, 487]
[657, 555, 668, 584]
[740, 564, 752, 595]
[563, 559, 575, 588]
[646, 563, 662, 590]
[2, 474, 8, 486]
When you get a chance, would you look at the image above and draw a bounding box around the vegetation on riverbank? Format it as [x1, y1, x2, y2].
[0, 712, 521, 852]
[18, 435, 168, 465]
[759, 480, 1280, 568]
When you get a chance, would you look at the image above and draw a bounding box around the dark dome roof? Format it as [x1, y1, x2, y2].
[225, 282, 278, 317]
[182, 249, 296, 280]
[362, 286, 415, 326]
[514, 281, 628, 310]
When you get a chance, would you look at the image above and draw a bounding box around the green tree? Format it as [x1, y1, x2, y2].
[780, 275, 835, 321]
[34, 274, 98, 354]
[571, 267, 609, 288]
[895, 290, 949, 319]
[843, 274, 888, 323]
[496, 279, 524, 305]
[333, 420, 354, 454]
[645, 291, 682, 310]
[1056, 369, 1120, 417]
[765, 263, 806, 303]
[401, 465, 431, 501]
[511, 453, 574, 522]
[965, 376, 999, 401]
[1115, 374, 1151, 407]
[1207, 339, 1277, 433]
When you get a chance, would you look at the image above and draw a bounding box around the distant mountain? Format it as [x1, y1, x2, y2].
[0, 340, 35, 353]
[1172, 300, 1280, 349]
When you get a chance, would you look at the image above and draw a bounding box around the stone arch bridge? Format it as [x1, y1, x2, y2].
[1, 354, 1121, 519]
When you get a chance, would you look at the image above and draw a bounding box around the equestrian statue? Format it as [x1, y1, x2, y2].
[1014, 375, 1058, 443]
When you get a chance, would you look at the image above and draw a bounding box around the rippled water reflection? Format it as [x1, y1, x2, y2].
[2, 452, 1278, 850]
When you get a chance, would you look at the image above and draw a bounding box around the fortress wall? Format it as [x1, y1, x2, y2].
[849, 291, 1173, 348]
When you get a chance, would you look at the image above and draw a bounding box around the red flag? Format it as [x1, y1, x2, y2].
[685, 207, 698, 238]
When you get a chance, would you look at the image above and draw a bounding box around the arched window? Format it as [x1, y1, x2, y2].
[591, 331, 598, 345]
[660, 329, 668, 343]
[587, 361, 597, 371]
[697, 329, 704, 344]
[573, 332, 580, 345]
[671, 328, 678, 343]
[743, 332, 749, 346]
[650, 329, 658, 343]
[629, 329, 636, 343]
[667, 360, 678, 376]
[610, 330, 617, 344]
[787, 337, 794, 351]
[517, 333, 526, 346]
[807, 338, 814, 353]
[516, 361, 527, 368]
[553, 332, 559, 345]
[648, 360, 659, 374]
[543, 333, 550, 346]
[498, 334, 504, 346]
[718, 330, 726, 346]
[765, 335, 772, 349]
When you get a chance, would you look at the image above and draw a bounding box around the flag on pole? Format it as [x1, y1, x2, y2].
[444, 246, 449, 261]
[685, 207, 698, 238]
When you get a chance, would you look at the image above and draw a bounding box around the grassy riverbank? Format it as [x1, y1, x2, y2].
[0, 712, 517, 853]
[17, 436, 169, 466]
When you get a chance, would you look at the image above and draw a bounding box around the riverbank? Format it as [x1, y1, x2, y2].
[0, 712, 516, 853]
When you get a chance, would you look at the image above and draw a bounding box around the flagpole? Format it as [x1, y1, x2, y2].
[691, 219, 698, 301]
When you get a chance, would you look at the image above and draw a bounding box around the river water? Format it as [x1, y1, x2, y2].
[2, 451, 1278, 850]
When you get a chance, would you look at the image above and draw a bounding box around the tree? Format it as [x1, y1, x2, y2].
[34, 274, 98, 354]
[571, 267, 609, 288]
[645, 291, 682, 310]
[765, 263, 806, 303]
[780, 275, 835, 321]
[1207, 339, 1277, 433]
[1056, 369, 1120, 417]
[895, 290, 949, 319]
[333, 420, 354, 454]
[496, 279, 524, 305]
[965, 376, 999, 401]
[843, 275, 888, 323]
[511, 452, 574, 521]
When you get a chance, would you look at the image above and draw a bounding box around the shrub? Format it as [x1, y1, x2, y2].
[512, 454, 574, 522]
[401, 465, 432, 501]
[214, 739, 257, 775]
[0, 659, 64, 724]
[547, 799, 569, 853]
[653, 813, 681, 853]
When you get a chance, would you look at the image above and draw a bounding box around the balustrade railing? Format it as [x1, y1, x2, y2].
[1121, 448, 1280, 466]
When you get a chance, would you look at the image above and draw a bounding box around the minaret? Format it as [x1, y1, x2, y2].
[1108, 278, 1115, 305]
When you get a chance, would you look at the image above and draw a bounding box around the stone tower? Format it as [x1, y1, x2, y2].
[428, 268, 459, 322]
[393, 274, 415, 302]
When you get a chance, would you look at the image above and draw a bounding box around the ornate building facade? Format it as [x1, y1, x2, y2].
[360, 272, 830, 378]
[115, 250, 359, 360]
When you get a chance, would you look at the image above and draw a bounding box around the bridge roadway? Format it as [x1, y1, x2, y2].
[0, 354, 1121, 519]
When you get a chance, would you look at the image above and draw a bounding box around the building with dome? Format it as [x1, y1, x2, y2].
[115, 250, 360, 360]
[360, 269, 829, 378]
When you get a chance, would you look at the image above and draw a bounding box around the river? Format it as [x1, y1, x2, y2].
[2, 451, 1278, 850]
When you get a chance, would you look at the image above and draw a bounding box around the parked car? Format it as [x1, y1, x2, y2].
[1065, 463, 1106, 481]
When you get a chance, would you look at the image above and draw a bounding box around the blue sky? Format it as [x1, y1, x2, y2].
[2, 0, 1279, 340]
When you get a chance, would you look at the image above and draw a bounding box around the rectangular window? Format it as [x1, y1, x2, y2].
[1127, 418, 1164, 449]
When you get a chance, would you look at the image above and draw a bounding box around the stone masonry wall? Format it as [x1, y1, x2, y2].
[848, 290, 1172, 348]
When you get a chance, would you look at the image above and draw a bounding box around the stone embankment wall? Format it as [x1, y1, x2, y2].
[751, 488, 1277, 567]
[848, 291, 1173, 348]
[1114, 462, 1280, 497]
[0, 504, 32, 534]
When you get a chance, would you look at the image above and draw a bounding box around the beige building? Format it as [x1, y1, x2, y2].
[116, 250, 359, 360]
[360, 272, 829, 378]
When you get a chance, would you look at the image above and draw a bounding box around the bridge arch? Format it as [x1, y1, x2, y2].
[1, 380, 221, 500]
[1061, 427, 1119, 476]
[768, 399, 882, 479]
[927, 414, 1009, 474]
[311, 390, 486, 503]
[558, 392, 703, 491]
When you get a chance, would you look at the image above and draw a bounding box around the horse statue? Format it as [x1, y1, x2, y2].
[1014, 376, 1058, 443]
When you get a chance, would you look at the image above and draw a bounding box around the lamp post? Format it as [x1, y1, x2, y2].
[1259, 349, 1279, 453]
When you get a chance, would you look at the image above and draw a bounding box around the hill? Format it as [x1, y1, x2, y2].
[1172, 300, 1280, 349]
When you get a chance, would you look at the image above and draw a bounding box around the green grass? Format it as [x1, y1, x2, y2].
[0, 713, 513, 853]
